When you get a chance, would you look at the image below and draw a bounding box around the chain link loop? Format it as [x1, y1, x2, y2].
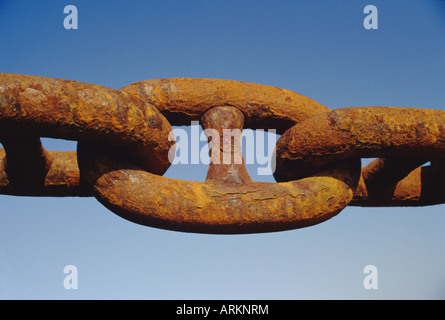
[1, 73, 443, 233]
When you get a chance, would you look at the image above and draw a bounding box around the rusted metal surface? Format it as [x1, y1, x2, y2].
[352, 160, 445, 206]
[120, 78, 329, 134]
[77, 82, 356, 233]
[0, 73, 173, 176]
[78, 160, 360, 234]
[78, 106, 360, 234]
[1, 135, 52, 190]
[274, 107, 445, 206]
[1, 73, 444, 233]
[201, 106, 253, 185]
[0, 147, 86, 196]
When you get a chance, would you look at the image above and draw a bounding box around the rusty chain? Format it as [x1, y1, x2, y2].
[1, 73, 444, 234]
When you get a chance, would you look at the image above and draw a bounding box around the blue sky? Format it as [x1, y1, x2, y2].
[1, 0, 445, 299]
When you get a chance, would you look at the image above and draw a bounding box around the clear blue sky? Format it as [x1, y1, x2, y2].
[1, 0, 445, 299]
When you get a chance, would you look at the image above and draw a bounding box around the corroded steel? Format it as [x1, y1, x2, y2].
[201, 106, 253, 185]
[120, 78, 329, 134]
[1, 73, 444, 234]
[0, 73, 173, 196]
[0, 148, 85, 196]
[78, 106, 360, 234]
[352, 160, 445, 206]
[0, 73, 174, 176]
[274, 107, 445, 206]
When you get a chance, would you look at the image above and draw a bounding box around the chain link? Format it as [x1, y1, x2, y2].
[1, 73, 443, 234]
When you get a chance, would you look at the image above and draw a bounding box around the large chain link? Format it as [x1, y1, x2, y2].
[1, 73, 443, 234]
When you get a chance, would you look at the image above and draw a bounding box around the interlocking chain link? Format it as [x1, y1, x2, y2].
[1, 73, 444, 234]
